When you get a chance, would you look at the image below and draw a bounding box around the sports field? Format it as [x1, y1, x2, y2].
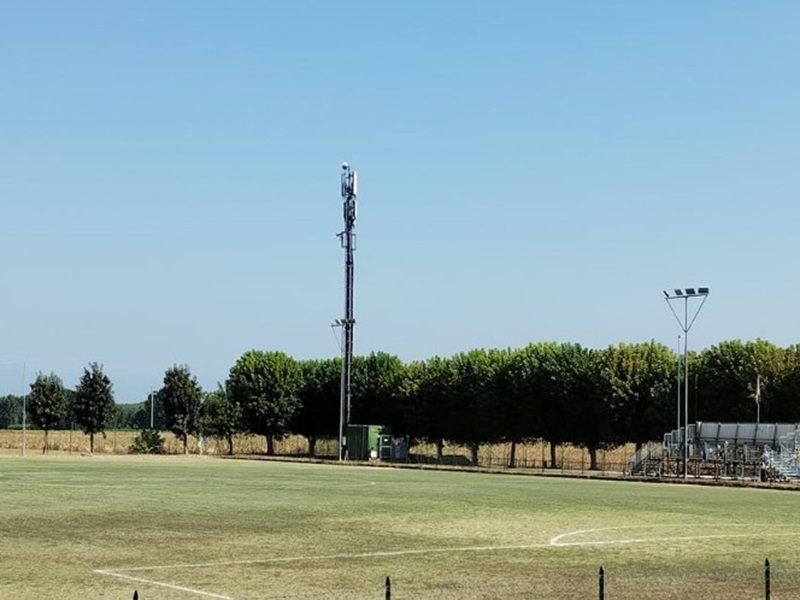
[2, 456, 800, 599]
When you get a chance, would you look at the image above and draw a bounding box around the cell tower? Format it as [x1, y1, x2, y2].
[338, 162, 358, 461]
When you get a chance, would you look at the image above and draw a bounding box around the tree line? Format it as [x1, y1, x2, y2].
[2, 339, 800, 464]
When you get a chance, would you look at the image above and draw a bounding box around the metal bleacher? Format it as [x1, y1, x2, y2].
[631, 422, 800, 481]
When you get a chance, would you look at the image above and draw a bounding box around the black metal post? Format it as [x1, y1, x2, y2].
[765, 558, 771, 600]
[385, 575, 391, 600]
[599, 566, 605, 600]
[133, 591, 139, 600]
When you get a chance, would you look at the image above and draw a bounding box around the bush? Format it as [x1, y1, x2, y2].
[129, 429, 165, 454]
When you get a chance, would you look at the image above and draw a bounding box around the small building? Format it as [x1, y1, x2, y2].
[346, 424, 392, 460]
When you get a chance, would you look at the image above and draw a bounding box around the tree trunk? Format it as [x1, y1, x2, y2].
[470, 442, 479, 466]
[227, 434, 234, 456]
[509, 439, 517, 468]
[550, 441, 557, 469]
[266, 435, 275, 456]
[183, 436, 188, 455]
[308, 435, 317, 457]
[436, 438, 444, 462]
[635, 441, 643, 452]
[90, 433, 95, 454]
[43, 429, 48, 455]
[589, 446, 598, 470]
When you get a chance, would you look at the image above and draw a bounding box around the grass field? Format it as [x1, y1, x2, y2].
[2, 457, 800, 599]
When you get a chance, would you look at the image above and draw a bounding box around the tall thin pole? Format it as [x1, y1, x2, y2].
[756, 374, 761, 424]
[149, 389, 155, 429]
[683, 297, 690, 479]
[676, 334, 681, 472]
[21, 363, 26, 457]
[338, 163, 358, 461]
[338, 336, 345, 461]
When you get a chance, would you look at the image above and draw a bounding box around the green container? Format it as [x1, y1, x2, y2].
[346, 424, 391, 460]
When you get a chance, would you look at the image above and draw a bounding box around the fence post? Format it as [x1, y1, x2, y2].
[133, 591, 138, 600]
[598, 566, 604, 600]
[385, 575, 391, 600]
[765, 558, 770, 600]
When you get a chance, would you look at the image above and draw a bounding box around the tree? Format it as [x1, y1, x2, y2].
[0, 395, 22, 429]
[396, 360, 423, 444]
[351, 352, 406, 428]
[397, 357, 456, 461]
[160, 365, 203, 454]
[228, 350, 302, 455]
[415, 357, 460, 460]
[129, 429, 165, 454]
[696, 339, 785, 422]
[600, 341, 674, 450]
[110, 403, 141, 429]
[560, 344, 609, 469]
[503, 346, 543, 468]
[28, 373, 67, 454]
[201, 383, 243, 455]
[55, 389, 78, 431]
[775, 345, 800, 422]
[73, 363, 116, 453]
[519, 342, 570, 468]
[293, 359, 341, 457]
[447, 349, 507, 465]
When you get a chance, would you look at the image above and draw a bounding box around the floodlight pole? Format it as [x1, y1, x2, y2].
[664, 288, 710, 479]
[149, 388, 155, 429]
[21, 362, 26, 457]
[676, 334, 681, 472]
[683, 298, 689, 478]
[337, 163, 358, 461]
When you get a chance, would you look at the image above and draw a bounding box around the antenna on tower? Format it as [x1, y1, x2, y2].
[337, 162, 358, 461]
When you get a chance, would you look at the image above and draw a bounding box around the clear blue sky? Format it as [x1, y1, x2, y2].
[1, 2, 798, 401]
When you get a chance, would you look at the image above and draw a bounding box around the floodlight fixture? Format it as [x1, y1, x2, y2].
[698, 287, 710, 294]
[663, 290, 669, 298]
[685, 287, 696, 295]
[674, 289, 683, 296]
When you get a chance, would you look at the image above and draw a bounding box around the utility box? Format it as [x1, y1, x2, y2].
[346, 424, 391, 460]
[378, 434, 393, 459]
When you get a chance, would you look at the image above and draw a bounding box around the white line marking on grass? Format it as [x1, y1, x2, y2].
[108, 526, 800, 575]
[550, 525, 800, 547]
[104, 543, 556, 573]
[96, 524, 800, 598]
[94, 569, 234, 599]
